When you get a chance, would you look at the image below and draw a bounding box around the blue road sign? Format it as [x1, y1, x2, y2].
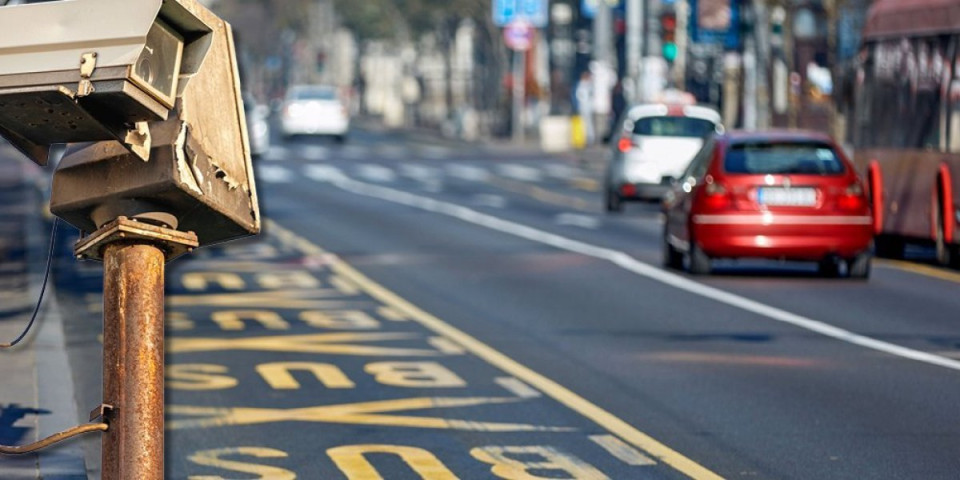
[493, 0, 548, 28]
[580, 0, 624, 20]
[689, 0, 741, 49]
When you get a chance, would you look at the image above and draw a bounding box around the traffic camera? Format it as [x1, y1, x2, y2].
[0, 0, 260, 249]
[0, 0, 215, 165]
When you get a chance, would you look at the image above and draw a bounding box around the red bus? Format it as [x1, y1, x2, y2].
[850, 0, 960, 267]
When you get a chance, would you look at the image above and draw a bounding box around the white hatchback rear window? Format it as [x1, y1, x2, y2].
[633, 117, 715, 138]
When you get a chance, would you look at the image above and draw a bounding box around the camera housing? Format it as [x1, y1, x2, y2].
[0, 0, 214, 165]
[22, 0, 263, 248]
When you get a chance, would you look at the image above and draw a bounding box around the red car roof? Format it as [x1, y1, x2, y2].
[721, 129, 835, 144]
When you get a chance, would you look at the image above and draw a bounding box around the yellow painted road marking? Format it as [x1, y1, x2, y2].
[167, 290, 361, 309]
[267, 220, 724, 480]
[168, 396, 573, 432]
[877, 259, 960, 284]
[168, 332, 442, 356]
[570, 177, 601, 192]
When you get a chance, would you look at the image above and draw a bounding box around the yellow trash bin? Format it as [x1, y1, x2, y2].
[570, 115, 586, 150]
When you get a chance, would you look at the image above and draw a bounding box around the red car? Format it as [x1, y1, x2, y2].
[662, 130, 874, 278]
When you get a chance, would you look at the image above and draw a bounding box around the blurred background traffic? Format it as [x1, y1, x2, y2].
[211, 0, 861, 147]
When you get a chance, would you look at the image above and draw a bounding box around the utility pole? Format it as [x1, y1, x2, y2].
[674, 0, 690, 88]
[593, 0, 615, 68]
[512, 48, 526, 142]
[626, 0, 644, 101]
[753, 0, 771, 129]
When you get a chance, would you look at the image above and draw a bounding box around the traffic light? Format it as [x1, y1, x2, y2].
[661, 11, 677, 63]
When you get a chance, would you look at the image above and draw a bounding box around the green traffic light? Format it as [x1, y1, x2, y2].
[663, 43, 677, 62]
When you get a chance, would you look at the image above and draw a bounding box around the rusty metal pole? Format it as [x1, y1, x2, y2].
[101, 242, 166, 480]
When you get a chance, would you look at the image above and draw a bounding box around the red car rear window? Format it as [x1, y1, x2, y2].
[724, 142, 846, 175]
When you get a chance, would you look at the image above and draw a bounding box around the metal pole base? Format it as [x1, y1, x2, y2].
[78, 218, 198, 480]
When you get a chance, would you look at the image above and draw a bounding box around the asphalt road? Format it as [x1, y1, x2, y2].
[50, 125, 960, 479]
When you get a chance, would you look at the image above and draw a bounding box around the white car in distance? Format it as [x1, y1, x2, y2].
[280, 85, 350, 142]
[604, 103, 723, 212]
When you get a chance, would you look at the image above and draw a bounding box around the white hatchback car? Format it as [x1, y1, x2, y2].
[280, 85, 350, 142]
[604, 103, 722, 211]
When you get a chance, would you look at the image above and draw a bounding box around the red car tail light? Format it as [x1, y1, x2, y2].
[702, 180, 731, 210]
[838, 182, 866, 211]
[621, 183, 637, 197]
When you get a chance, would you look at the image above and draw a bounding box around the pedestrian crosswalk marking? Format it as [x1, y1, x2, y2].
[356, 164, 396, 183]
[446, 164, 489, 182]
[257, 165, 294, 183]
[497, 163, 542, 182]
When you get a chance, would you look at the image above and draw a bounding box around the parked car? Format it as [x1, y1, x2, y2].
[604, 103, 722, 212]
[243, 93, 270, 159]
[280, 85, 350, 142]
[661, 130, 873, 278]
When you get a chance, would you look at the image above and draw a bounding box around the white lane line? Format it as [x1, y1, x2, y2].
[446, 164, 490, 182]
[497, 163, 543, 182]
[256, 165, 294, 183]
[315, 175, 960, 373]
[471, 194, 508, 209]
[495, 377, 542, 398]
[555, 213, 601, 230]
[303, 145, 330, 161]
[355, 164, 396, 183]
[590, 435, 657, 466]
[263, 146, 289, 161]
[303, 164, 347, 182]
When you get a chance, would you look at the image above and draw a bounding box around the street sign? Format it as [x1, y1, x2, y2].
[580, 0, 622, 20]
[503, 20, 535, 52]
[493, 0, 548, 28]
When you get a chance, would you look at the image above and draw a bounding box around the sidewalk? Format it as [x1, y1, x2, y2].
[0, 149, 89, 479]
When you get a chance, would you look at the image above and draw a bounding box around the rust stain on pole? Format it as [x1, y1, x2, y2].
[102, 242, 166, 480]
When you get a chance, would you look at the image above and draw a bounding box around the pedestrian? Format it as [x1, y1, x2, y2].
[607, 80, 627, 143]
[575, 71, 595, 146]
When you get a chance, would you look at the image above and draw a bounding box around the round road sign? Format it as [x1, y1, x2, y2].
[504, 20, 535, 52]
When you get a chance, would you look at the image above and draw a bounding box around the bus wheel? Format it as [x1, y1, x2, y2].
[935, 199, 960, 269]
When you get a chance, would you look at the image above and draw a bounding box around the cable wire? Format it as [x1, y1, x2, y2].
[1, 218, 59, 349]
[0, 422, 108, 455]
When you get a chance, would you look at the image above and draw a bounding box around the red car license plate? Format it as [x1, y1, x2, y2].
[758, 187, 816, 206]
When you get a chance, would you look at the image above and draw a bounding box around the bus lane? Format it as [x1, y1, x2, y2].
[162, 225, 722, 479]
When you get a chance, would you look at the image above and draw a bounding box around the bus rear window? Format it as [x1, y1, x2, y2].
[724, 142, 846, 175]
[633, 117, 715, 138]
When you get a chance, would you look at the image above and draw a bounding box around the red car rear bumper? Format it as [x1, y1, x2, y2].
[692, 213, 873, 260]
